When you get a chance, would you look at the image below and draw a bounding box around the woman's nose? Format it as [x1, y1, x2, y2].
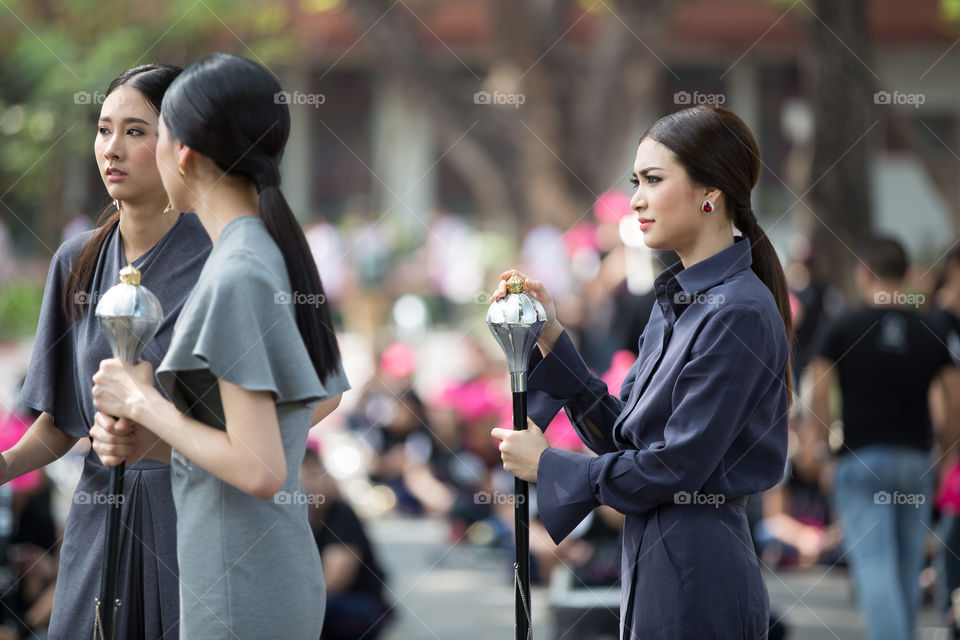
[103, 134, 123, 160]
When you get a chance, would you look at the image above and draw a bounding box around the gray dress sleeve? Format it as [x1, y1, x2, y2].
[156, 251, 349, 413]
[17, 233, 91, 438]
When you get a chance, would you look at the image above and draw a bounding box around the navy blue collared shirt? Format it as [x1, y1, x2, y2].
[528, 235, 789, 543]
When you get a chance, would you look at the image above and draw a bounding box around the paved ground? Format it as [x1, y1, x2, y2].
[370, 514, 951, 640]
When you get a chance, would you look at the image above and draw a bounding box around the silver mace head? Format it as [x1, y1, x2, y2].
[487, 274, 546, 393]
[94, 264, 164, 364]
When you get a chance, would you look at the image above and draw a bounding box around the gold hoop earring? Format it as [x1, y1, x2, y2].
[113, 198, 122, 212]
[163, 202, 175, 214]
[178, 163, 187, 185]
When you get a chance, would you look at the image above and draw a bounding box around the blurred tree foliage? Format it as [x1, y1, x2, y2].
[0, 0, 305, 253]
[0, 282, 42, 338]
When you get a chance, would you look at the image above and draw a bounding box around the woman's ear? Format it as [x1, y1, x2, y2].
[177, 143, 192, 175]
[703, 185, 723, 205]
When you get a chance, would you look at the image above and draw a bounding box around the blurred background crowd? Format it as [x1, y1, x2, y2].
[3, 0, 960, 638]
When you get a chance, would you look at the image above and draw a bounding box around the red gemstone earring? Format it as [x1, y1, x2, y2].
[701, 199, 714, 214]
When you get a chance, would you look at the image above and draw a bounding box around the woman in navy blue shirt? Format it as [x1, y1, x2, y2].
[492, 104, 793, 639]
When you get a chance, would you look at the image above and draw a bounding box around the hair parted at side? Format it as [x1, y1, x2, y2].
[63, 63, 183, 320]
[642, 104, 794, 404]
[160, 52, 343, 383]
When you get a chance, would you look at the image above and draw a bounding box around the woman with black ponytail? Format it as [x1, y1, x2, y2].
[89, 53, 349, 637]
[4, 64, 210, 638]
[492, 105, 792, 638]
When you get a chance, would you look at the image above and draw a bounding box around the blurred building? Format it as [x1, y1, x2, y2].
[51, 0, 958, 258]
[275, 0, 958, 255]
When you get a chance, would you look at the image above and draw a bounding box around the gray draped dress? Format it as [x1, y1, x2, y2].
[18, 212, 210, 639]
[156, 215, 350, 639]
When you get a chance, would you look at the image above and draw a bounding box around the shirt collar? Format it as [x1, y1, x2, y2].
[653, 236, 754, 323]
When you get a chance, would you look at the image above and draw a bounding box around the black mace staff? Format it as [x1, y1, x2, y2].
[487, 274, 546, 640]
[93, 264, 163, 640]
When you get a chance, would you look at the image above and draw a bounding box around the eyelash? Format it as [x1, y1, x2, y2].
[98, 127, 144, 136]
[629, 175, 660, 188]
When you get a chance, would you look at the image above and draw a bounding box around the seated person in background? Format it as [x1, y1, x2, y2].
[755, 421, 842, 569]
[347, 348, 435, 515]
[553, 505, 623, 587]
[427, 379, 511, 542]
[0, 402, 58, 638]
[302, 447, 394, 640]
[545, 505, 624, 640]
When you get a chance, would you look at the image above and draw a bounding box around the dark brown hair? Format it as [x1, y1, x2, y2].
[62, 64, 182, 319]
[859, 236, 908, 281]
[643, 104, 794, 403]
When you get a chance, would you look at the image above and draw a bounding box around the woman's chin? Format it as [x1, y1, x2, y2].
[103, 184, 129, 203]
[641, 231, 666, 251]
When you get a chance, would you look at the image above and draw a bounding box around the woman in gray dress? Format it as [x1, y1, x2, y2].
[2, 64, 210, 638]
[90, 53, 350, 639]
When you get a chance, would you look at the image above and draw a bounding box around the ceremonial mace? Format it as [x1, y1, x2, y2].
[93, 264, 163, 640]
[487, 274, 546, 640]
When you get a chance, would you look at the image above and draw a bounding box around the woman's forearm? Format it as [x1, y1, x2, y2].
[2, 412, 78, 483]
[133, 386, 286, 499]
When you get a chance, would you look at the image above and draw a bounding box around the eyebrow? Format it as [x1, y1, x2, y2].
[98, 117, 152, 126]
[632, 166, 664, 178]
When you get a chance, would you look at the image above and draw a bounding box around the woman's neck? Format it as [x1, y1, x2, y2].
[676, 227, 736, 270]
[117, 196, 178, 262]
[191, 182, 260, 244]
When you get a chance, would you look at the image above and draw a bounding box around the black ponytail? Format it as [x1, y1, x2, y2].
[259, 183, 343, 383]
[739, 214, 794, 406]
[161, 53, 343, 383]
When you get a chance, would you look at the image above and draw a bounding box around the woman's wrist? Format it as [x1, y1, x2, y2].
[130, 385, 165, 434]
[537, 321, 563, 356]
[537, 446, 551, 478]
[0, 451, 10, 485]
